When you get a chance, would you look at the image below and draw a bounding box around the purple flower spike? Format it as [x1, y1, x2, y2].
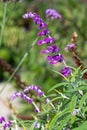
[0, 116, 5, 124]
[47, 54, 63, 64]
[38, 29, 50, 36]
[42, 45, 60, 54]
[23, 12, 35, 19]
[61, 67, 72, 77]
[46, 9, 62, 20]
[3, 121, 11, 130]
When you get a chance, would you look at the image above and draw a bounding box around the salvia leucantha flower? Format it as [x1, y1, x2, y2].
[45, 8, 62, 20]
[10, 85, 46, 113]
[23, 11, 72, 77]
[65, 43, 76, 51]
[61, 67, 72, 77]
[0, 116, 12, 130]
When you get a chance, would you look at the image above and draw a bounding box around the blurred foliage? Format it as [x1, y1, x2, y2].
[0, 0, 87, 91]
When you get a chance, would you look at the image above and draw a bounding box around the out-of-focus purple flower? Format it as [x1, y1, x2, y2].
[46, 8, 62, 20]
[65, 43, 76, 51]
[38, 29, 50, 36]
[72, 109, 80, 116]
[3, 121, 11, 130]
[38, 37, 55, 45]
[35, 122, 40, 128]
[0, 116, 5, 124]
[42, 45, 60, 54]
[61, 67, 72, 77]
[35, 107, 40, 113]
[33, 15, 43, 25]
[38, 22, 47, 29]
[46, 98, 50, 104]
[23, 12, 35, 19]
[37, 89, 44, 96]
[47, 54, 63, 64]
[28, 98, 33, 104]
[10, 92, 23, 101]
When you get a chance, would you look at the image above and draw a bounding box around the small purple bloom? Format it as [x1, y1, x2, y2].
[3, 121, 11, 130]
[35, 107, 40, 113]
[37, 89, 44, 96]
[65, 43, 76, 51]
[38, 29, 50, 36]
[47, 54, 63, 64]
[0, 116, 5, 124]
[38, 22, 47, 30]
[35, 122, 40, 128]
[38, 37, 54, 45]
[42, 45, 60, 54]
[33, 15, 43, 25]
[28, 98, 33, 104]
[23, 12, 35, 19]
[46, 98, 50, 104]
[72, 109, 80, 116]
[46, 9, 62, 20]
[61, 67, 72, 77]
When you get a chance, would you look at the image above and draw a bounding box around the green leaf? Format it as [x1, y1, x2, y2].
[79, 93, 87, 108]
[70, 95, 77, 124]
[67, 85, 87, 93]
[57, 114, 71, 130]
[48, 82, 69, 92]
[48, 108, 70, 129]
[81, 69, 87, 77]
[72, 121, 87, 130]
[29, 121, 37, 130]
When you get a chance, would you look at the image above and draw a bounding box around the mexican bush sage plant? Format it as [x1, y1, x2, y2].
[0, 4, 87, 130]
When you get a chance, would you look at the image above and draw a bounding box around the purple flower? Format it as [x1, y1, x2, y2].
[46, 98, 50, 104]
[33, 14, 43, 25]
[35, 107, 40, 113]
[38, 37, 55, 45]
[61, 67, 72, 77]
[37, 89, 44, 96]
[72, 109, 80, 116]
[42, 45, 60, 54]
[38, 29, 50, 36]
[23, 12, 35, 19]
[46, 9, 62, 20]
[3, 121, 11, 130]
[65, 43, 75, 51]
[47, 54, 63, 64]
[38, 22, 47, 29]
[28, 98, 33, 104]
[35, 122, 40, 128]
[0, 116, 5, 124]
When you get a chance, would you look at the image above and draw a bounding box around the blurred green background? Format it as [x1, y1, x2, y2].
[0, 0, 87, 92]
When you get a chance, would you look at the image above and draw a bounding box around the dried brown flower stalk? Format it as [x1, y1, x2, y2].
[0, 57, 27, 88]
[71, 32, 87, 79]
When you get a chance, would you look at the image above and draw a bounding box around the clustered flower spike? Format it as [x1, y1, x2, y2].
[45, 9, 62, 20]
[0, 116, 12, 130]
[11, 85, 51, 113]
[23, 11, 72, 77]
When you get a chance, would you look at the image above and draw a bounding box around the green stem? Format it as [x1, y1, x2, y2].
[0, 3, 8, 47]
[0, 37, 39, 94]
